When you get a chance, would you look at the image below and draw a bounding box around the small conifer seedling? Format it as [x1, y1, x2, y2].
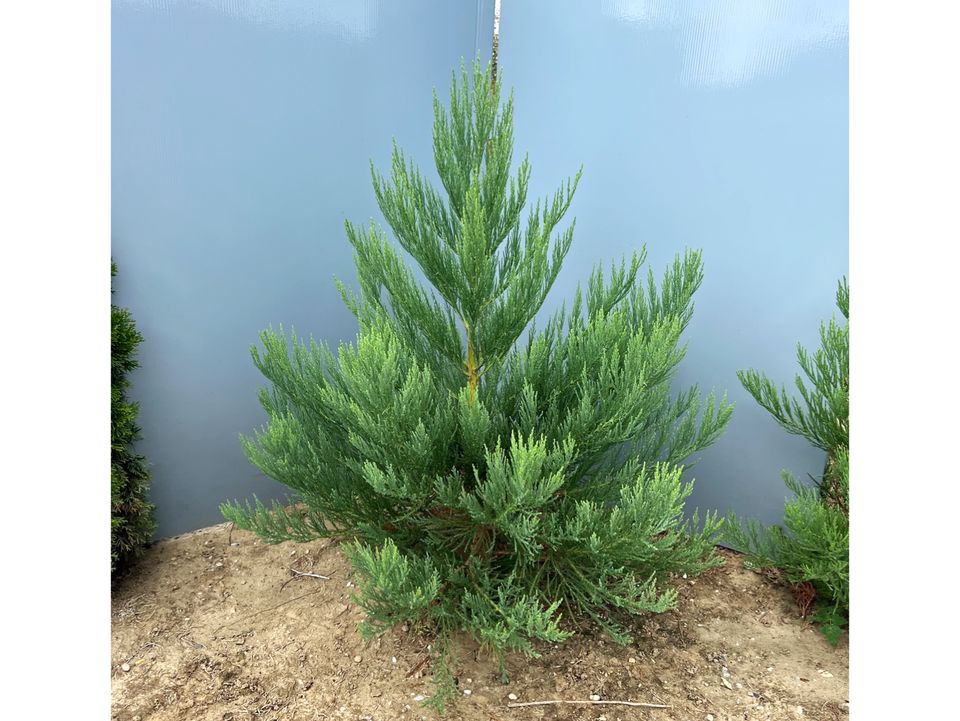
[223, 61, 732, 707]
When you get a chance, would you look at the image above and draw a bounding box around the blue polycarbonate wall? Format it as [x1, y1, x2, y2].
[112, 0, 847, 537]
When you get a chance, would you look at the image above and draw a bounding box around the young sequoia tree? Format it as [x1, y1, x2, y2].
[224, 61, 732, 702]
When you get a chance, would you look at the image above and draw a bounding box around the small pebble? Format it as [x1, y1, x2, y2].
[821, 671, 833, 678]
[628, 657, 637, 664]
[353, 655, 362, 663]
[391, 656, 397, 664]
[590, 694, 601, 701]
[462, 689, 472, 696]
[508, 693, 518, 701]
[707, 715, 715, 721]
[120, 663, 130, 672]
[721, 678, 733, 690]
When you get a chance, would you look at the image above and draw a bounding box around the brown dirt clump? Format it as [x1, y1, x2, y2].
[111, 523, 849, 721]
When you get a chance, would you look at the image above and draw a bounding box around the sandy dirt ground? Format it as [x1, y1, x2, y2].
[111, 523, 849, 721]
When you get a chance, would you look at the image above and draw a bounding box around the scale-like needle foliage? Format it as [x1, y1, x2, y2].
[223, 61, 732, 707]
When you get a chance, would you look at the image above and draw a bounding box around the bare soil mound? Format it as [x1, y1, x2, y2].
[111, 523, 848, 721]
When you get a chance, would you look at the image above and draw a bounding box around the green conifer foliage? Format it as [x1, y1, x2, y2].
[111, 262, 156, 574]
[223, 62, 732, 703]
[726, 278, 849, 644]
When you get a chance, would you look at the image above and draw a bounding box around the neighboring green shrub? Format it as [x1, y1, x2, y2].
[223, 61, 732, 708]
[111, 262, 155, 574]
[725, 278, 849, 644]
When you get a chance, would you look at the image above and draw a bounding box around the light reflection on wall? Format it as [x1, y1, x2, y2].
[601, 0, 847, 86]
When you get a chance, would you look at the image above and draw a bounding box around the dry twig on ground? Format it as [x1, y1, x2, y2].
[506, 699, 671, 709]
[279, 567, 331, 592]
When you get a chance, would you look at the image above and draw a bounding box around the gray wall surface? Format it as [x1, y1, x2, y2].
[112, 0, 848, 538]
